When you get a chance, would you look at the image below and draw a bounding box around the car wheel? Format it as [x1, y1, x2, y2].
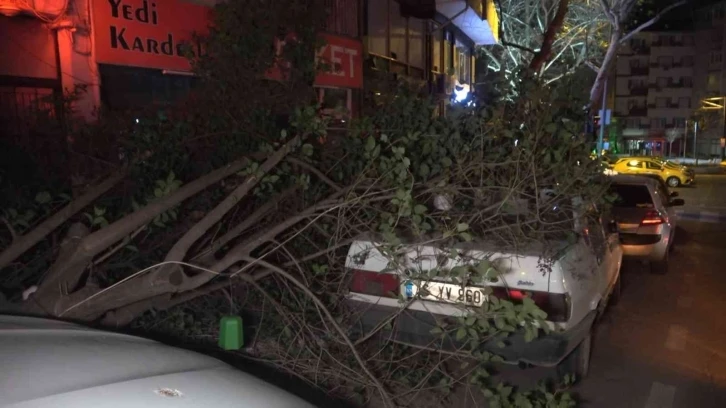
[650, 258, 668, 275]
[666, 177, 680, 188]
[557, 331, 593, 382]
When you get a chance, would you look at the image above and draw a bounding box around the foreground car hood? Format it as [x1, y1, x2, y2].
[0, 315, 315, 408]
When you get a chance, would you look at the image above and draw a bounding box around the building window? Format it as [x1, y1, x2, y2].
[455, 39, 471, 84]
[656, 77, 667, 88]
[367, 0, 427, 78]
[711, 52, 723, 64]
[655, 97, 668, 108]
[431, 23, 442, 72]
[682, 56, 694, 67]
[674, 117, 686, 127]
[678, 97, 690, 108]
[657, 56, 673, 68]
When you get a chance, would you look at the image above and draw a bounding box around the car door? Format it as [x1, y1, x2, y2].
[585, 215, 616, 301]
[654, 182, 677, 230]
[643, 160, 664, 178]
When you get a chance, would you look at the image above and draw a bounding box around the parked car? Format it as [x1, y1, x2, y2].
[608, 175, 684, 274]
[0, 314, 319, 408]
[610, 172, 679, 199]
[345, 201, 623, 379]
[612, 157, 693, 187]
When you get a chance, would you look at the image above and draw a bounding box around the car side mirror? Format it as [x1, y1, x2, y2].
[670, 191, 679, 198]
[670, 198, 685, 207]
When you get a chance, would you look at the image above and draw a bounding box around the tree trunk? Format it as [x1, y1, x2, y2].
[528, 0, 571, 74]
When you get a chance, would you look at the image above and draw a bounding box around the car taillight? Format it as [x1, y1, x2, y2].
[349, 269, 400, 298]
[490, 287, 570, 322]
[641, 210, 664, 226]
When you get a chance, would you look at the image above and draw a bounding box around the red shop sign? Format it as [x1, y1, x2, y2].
[267, 33, 363, 89]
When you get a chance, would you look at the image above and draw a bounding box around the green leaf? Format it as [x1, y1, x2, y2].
[414, 204, 427, 215]
[126, 245, 139, 252]
[441, 157, 453, 167]
[419, 163, 430, 178]
[456, 222, 469, 232]
[460, 232, 472, 242]
[301, 143, 314, 156]
[35, 191, 51, 204]
[365, 136, 376, 152]
[430, 326, 443, 335]
[465, 316, 477, 326]
[455, 327, 466, 341]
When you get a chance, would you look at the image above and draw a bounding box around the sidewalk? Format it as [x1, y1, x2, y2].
[675, 207, 726, 223]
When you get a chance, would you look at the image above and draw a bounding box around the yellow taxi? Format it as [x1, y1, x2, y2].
[612, 157, 693, 187]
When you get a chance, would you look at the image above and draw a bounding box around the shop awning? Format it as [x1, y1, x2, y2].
[436, 0, 499, 45]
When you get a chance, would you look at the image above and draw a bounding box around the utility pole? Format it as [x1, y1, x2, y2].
[693, 120, 698, 165]
[597, 78, 608, 157]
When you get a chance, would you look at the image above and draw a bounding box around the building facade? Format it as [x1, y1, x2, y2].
[613, 32, 695, 156]
[0, 0, 498, 131]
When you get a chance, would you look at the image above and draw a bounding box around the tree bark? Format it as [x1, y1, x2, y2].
[0, 169, 126, 271]
[528, 0, 571, 74]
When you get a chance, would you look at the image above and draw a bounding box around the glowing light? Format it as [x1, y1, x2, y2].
[135, 118, 140, 123]
[453, 83, 470, 102]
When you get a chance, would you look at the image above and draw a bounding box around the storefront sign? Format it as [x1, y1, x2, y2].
[268, 33, 363, 89]
[93, 0, 210, 71]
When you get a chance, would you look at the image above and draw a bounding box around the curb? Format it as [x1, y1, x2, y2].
[675, 209, 726, 223]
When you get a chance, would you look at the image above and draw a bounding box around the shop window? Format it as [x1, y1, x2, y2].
[99, 64, 198, 111]
[318, 87, 352, 119]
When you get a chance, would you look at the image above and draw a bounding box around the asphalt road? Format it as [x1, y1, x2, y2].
[678, 174, 726, 212]
[457, 175, 726, 407]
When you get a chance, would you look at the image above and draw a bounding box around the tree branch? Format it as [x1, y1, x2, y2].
[32, 154, 257, 314]
[240, 256, 395, 408]
[619, 0, 686, 45]
[0, 168, 127, 271]
[162, 136, 301, 272]
[529, 0, 571, 73]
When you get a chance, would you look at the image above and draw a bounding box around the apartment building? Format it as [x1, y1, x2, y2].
[613, 32, 695, 156]
[693, 1, 726, 157]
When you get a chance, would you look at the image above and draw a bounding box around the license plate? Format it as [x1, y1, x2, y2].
[402, 280, 487, 307]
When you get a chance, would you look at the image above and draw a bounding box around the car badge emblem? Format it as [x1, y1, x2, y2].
[404, 281, 415, 299]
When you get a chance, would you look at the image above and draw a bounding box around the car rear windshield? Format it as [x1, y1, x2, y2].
[609, 184, 654, 208]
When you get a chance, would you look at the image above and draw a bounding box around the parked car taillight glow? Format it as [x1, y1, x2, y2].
[640, 210, 665, 226]
[490, 286, 570, 323]
[349, 269, 400, 298]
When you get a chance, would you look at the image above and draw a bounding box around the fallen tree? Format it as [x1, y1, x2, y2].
[1, 1, 609, 406]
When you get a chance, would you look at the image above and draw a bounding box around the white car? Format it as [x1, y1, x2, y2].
[0, 315, 319, 408]
[345, 210, 623, 378]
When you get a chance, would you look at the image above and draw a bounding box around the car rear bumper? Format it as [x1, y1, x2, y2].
[620, 240, 668, 260]
[346, 298, 597, 367]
